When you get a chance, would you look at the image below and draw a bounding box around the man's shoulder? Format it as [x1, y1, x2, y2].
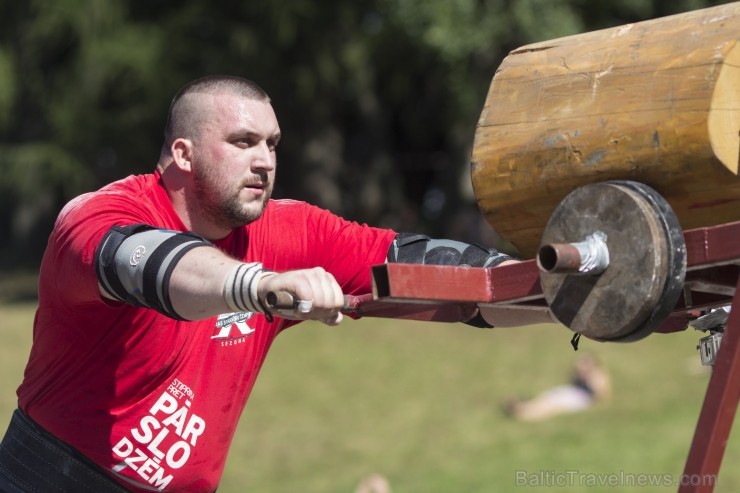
[57, 173, 165, 228]
[96, 173, 159, 200]
[65, 174, 156, 207]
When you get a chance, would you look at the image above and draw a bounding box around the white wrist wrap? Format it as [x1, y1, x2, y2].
[223, 262, 274, 314]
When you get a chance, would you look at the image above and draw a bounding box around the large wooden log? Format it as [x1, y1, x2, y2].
[471, 3, 740, 258]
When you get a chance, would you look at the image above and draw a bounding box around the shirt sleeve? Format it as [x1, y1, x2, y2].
[47, 190, 162, 307]
[251, 200, 397, 297]
[306, 205, 397, 295]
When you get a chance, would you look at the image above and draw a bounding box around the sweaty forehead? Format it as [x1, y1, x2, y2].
[207, 93, 279, 135]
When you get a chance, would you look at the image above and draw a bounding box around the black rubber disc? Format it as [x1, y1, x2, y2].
[539, 181, 686, 342]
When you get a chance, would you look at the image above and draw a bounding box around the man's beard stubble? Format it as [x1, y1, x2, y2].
[193, 168, 272, 230]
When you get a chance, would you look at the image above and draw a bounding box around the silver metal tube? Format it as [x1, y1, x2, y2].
[537, 231, 610, 275]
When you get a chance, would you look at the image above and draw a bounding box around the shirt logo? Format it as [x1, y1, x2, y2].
[211, 312, 256, 345]
[111, 380, 204, 491]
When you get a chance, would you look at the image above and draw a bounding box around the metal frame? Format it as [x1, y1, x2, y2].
[346, 221, 740, 493]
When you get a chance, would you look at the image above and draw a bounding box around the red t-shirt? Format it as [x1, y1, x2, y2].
[17, 172, 396, 492]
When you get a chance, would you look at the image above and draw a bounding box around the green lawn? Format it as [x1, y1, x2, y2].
[1, 300, 738, 492]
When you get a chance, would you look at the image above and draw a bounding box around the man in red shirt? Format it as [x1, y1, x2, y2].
[0, 75, 543, 492]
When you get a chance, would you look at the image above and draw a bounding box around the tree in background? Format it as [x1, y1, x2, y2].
[0, 0, 730, 267]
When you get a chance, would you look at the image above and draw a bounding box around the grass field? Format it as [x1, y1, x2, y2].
[1, 297, 739, 492]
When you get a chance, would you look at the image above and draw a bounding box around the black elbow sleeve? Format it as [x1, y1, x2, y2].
[386, 232, 512, 267]
[94, 224, 211, 319]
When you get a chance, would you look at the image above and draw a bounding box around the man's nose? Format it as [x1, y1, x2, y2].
[252, 141, 276, 171]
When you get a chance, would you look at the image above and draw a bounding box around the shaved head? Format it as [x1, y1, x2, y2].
[161, 75, 271, 157]
[157, 75, 281, 238]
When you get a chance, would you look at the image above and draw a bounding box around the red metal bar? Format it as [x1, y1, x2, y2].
[679, 273, 740, 493]
[487, 260, 543, 303]
[370, 260, 543, 305]
[363, 222, 740, 321]
[344, 292, 479, 322]
[371, 263, 493, 303]
[684, 221, 740, 269]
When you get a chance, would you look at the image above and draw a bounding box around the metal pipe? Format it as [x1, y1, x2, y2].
[537, 231, 610, 275]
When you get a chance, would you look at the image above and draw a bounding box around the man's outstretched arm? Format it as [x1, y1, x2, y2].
[95, 224, 345, 324]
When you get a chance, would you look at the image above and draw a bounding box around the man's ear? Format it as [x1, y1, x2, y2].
[171, 138, 194, 172]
